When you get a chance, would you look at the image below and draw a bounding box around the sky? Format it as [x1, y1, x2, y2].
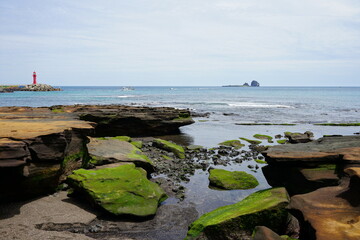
[0, 0, 360, 86]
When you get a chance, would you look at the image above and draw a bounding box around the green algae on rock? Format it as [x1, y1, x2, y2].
[218, 140, 245, 149]
[253, 134, 273, 143]
[277, 139, 287, 144]
[98, 136, 132, 142]
[87, 137, 153, 172]
[153, 138, 185, 159]
[130, 140, 143, 149]
[239, 137, 262, 145]
[185, 188, 289, 240]
[255, 159, 267, 164]
[67, 163, 167, 217]
[209, 169, 259, 190]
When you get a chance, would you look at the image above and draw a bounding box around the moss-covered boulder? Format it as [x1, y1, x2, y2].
[67, 163, 167, 217]
[87, 137, 153, 172]
[218, 140, 245, 149]
[209, 169, 259, 190]
[153, 139, 185, 159]
[185, 188, 289, 240]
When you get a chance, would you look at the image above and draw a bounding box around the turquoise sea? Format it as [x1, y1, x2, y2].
[1, 86, 359, 145]
[1, 86, 360, 215]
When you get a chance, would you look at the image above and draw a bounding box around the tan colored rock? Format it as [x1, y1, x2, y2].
[263, 135, 360, 164]
[289, 175, 360, 240]
[87, 137, 154, 172]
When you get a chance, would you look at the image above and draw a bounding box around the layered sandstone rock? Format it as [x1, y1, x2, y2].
[263, 135, 360, 165]
[0, 105, 193, 201]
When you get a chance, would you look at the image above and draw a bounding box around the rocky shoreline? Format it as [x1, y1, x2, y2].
[0, 105, 359, 240]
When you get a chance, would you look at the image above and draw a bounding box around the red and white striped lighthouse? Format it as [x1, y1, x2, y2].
[33, 71, 37, 84]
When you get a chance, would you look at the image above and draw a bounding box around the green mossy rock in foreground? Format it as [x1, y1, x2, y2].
[153, 139, 185, 159]
[185, 188, 289, 240]
[209, 169, 259, 190]
[67, 163, 167, 217]
[218, 140, 245, 149]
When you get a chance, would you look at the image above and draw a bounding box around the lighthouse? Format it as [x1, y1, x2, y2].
[33, 71, 37, 85]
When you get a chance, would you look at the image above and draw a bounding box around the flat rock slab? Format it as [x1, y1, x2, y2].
[67, 163, 167, 217]
[0, 191, 96, 240]
[289, 180, 360, 240]
[263, 135, 360, 164]
[87, 137, 153, 172]
[0, 107, 94, 139]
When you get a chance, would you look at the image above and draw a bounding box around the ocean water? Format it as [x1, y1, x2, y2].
[1, 86, 360, 219]
[1, 86, 359, 146]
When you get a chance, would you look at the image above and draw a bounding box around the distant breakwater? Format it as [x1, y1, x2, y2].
[0, 84, 61, 92]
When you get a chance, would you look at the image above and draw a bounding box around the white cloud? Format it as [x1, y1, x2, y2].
[0, 0, 359, 85]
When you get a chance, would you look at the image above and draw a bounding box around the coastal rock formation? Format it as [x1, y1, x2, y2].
[185, 188, 289, 240]
[288, 168, 360, 240]
[67, 105, 194, 136]
[261, 135, 360, 239]
[251, 80, 260, 87]
[208, 168, 259, 190]
[86, 137, 154, 172]
[67, 163, 167, 217]
[153, 138, 186, 159]
[0, 107, 93, 201]
[263, 135, 360, 165]
[262, 164, 339, 195]
[0, 105, 192, 201]
[22, 84, 61, 91]
[284, 131, 314, 144]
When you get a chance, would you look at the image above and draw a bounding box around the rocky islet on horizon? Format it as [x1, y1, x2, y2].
[0, 105, 359, 239]
[222, 80, 260, 87]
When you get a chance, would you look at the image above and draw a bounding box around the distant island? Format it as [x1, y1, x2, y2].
[223, 80, 260, 87]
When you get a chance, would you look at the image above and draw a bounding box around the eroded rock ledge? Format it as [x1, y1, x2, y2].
[0, 105, 193, 201]
[261, 135, 360, 240]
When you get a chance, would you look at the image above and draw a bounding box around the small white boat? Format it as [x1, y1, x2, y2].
[121, 87, 135, 91]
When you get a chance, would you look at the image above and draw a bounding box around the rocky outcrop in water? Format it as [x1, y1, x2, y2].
[185, 188, 290, 240]
[262, 135, 360, 240]
[68, 105, 194, 136]
[251, 80, 260, 87]
[263, 135, 360, 165]
[208, 168, 259, 190]
[0, 105, 193, 201]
